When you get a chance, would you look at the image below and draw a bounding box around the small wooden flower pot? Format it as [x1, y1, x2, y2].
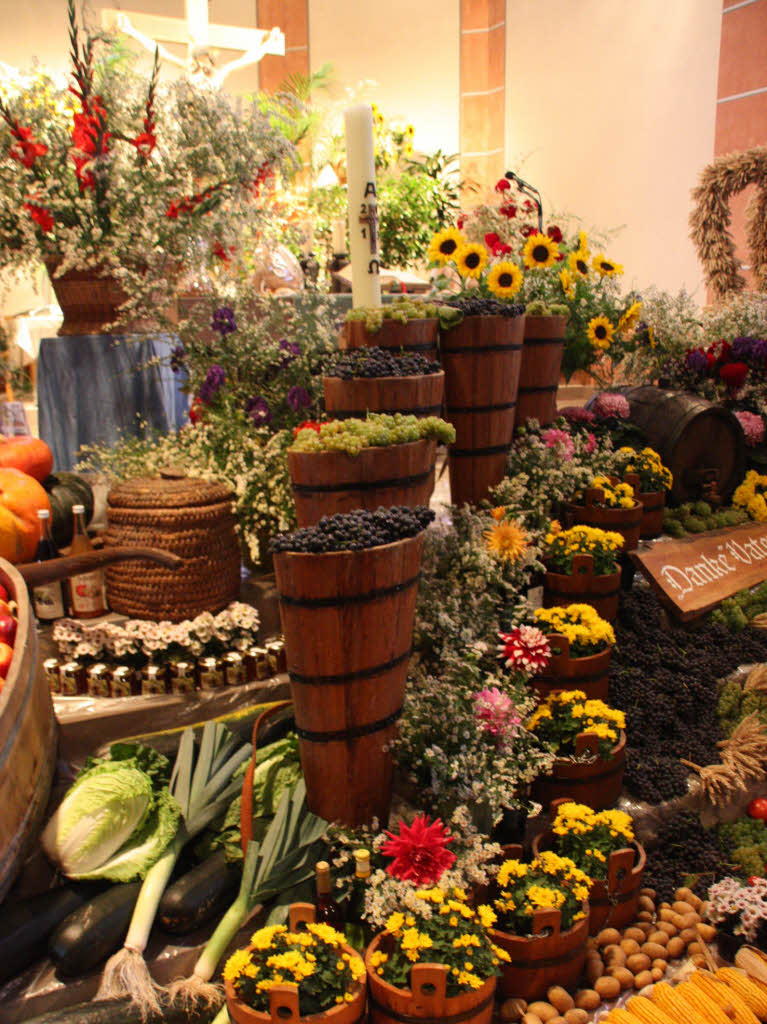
[532, 730, 626, 811]
[567, 479, 643, 554]
[322, 371, 444, 421]
[533, 801, 646, 935]
[623, 472, 666, 539]
[531, 632, 611, 702]
[226, 904, 366, 1024]
[542, 553, 620, 623]
[490, 908, 590, 1001]
[365, 932, 496, 1024]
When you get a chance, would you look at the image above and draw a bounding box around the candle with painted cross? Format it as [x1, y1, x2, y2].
[343, 104, 381, 308]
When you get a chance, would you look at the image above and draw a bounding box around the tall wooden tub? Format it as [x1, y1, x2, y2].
[0, 559, 56, 903]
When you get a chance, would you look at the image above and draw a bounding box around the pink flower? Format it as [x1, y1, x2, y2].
[381, 815, 456, 884]
[592, 392, 630, 420]
[473, 687, 522, 744]
[497, 626, 551, 674]
[585, 432, 597, 454]
[541, 427, 575, 461]
[735, 411, 765, 447]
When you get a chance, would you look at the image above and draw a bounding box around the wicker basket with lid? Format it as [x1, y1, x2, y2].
[104, 472, 240, 621]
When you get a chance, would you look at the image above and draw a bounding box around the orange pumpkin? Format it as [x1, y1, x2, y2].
[0, 437, 54, 483]
[0, 468, 52, 563]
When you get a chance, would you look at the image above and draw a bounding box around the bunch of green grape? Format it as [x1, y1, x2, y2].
[291, 412, 455, 455]
[345, 297, 438, 333]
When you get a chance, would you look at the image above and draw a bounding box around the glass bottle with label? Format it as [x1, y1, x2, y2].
[344, 848, 371, 950]
[32, 508, 67, 622]
[68, 504, 106, 619]
[314, 860, 344, 928]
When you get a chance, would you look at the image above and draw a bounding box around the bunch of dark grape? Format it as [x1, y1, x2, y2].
[443, 297, 525, 318]
[270, 506, 435, 554]
[323, 348, 441, 380]
[643, 811, 727, 902]
[611, 585, 767, 804]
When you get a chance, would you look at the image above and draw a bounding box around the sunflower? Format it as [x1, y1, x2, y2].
[487, 261, 523, 298]
[587, 315, 615, 350]
[592, 253, 623, 277]
[427, 226, 466, 266]
[484, 519, 530, 563]
[618, 300, 642, 335]
[455, 242, 488, 279]
[568, 251, 590, 279]
[522, 232, 559, 269]
[559, 267, 575, 300]
[578, 230, 590, 256]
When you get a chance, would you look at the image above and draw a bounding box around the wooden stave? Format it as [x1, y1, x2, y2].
[322, 371, 445, 420]
[517, 315, 567, 428]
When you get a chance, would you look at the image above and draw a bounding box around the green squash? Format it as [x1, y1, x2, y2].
[43, 472, 95, 549]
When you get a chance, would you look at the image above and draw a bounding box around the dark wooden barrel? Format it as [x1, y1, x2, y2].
[287, 439, 436, 527]
[323, 371, 444, 420]
[491, 907, 590, 1001]
[273, 533, 425, 826]
[542, 554, 620, 623]
[517, 315, 567, 428]
[366, 933, 496, 1024]
[531, 632, 611, 701]
[0, 559, 57, 903]
[621, 385, 746, 503]
[532, 731, 626, 811]
[441, 314, 524, 506]
[343, 319, 439, 361]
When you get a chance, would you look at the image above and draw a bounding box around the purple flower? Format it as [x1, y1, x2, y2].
[246, 395, 272, 427]
[287, 385, 311, 412]
[279, 338, 302, 366]
[169, 345, 185, 374]
[685, 349, 708, 374]
[211, 306, 236, 336]
[198, 364, 226, 404]
[731, 336, 767, 364]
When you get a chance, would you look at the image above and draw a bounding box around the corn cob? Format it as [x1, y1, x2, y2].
[652, 981, 710, 1024]
[717, 968, 767, 1019]
[605, 1010, 646, 1024]
[677, 980, 739, 1024]
[690, 969, 761, 1024]
[625, 995, 678, 1024]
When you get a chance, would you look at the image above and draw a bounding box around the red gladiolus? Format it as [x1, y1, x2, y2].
[381, 814, 456, 885]
[495, 177, 511, 193]
[130, 130, 156, 157]
[24, 202, 53, 233]
[9, 125, 48, 168]
[720, 362, 749, 389]
[499, 203, 517, 219]
[547, 225, 563, 243]
[166, 202, 180, 219]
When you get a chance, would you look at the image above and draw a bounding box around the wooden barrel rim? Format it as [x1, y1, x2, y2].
[295, 705, 402, 742]
[451, 443, 511, 457]
[518, 384, 559, 394]
[323, 372, 444, 383]
[491, 942, 587, 971]
[279, 574, 420, 608]
[332, 404, 443, 418]
[289, 646, 412, 686]
[291, 468, 433, 494]
[551, 753, 624, 782]
[367, 990, 495, 1024]
[448, 400, 517, 413]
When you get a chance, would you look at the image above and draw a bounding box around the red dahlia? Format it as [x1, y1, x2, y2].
[381, 814, 456, 885]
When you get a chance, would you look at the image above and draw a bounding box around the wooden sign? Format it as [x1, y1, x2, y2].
[631, 521, 767, 620]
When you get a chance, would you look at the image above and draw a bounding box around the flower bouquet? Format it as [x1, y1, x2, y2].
[224, 916, 367, 1024]
[526, 690, 627, 810]
[707, 877, 767, 958]
[541, 524, 624, 622]
[533, 800, 645, 934]
[568, 474, 643, 555]
[365, 887, 505, 1024]
[613, 446, 673, 538]
[489, 850, 591, 1000]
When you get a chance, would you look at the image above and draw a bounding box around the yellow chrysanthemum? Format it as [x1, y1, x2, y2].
[483, 519, 529, 563]
[427, 226, 465, 266]
[487, 260, 523, 298]
[559, 267, 576, 300]
[587, 315, 615, 350]
[568, 250, 590, 278]
[455, 242, 488, 279]
[592, 253, 623, 277]
[224, 948, 253, 983]
[523, 232, 559, 269]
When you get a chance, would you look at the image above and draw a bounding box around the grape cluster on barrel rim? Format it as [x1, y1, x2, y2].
[270, 506, 435, 554]
[290, 413, 455, 455]
[346, 298, 439, 333]
[323, 347, 441, 380]
[443, 297, 525, 318]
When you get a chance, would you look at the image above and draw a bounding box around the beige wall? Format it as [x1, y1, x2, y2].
[506, 0, 722, 299]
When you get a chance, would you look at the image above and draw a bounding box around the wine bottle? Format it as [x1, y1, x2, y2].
[315, 860, 344, 927]
[67, 504, 106, 618]
[344, 848, 371, 951]
[32, 508, 67, 622]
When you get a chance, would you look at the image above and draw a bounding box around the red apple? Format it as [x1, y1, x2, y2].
[0, 614, 17, 646]
[0, 584, 9, 602]
[0, 641, 13, 678]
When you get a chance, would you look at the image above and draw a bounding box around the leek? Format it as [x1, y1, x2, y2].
[97, 721, 251, 1015]
[169, 778, 327, 1008]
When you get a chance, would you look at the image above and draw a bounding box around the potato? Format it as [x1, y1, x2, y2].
[697, 922, 716, 942]
[521, 1015, 543, 1024]
[651, 958, 668, 973]
[548, 1019, 568, 1024]
[574, 989, 601, 1011]
[597, 928, 622, 947]
[500, 999, 528, 1022]
[634, 970, 653, 989]
[585, 958, 604, 985]
[641, 887, 658, 900]
[638, 895, 655, 913]
[672, 900, 695, 916]
[699, 900, 711, 918]
[637, 910, 654, 922]
[679, 912, 700, 929]
[564, 1012, 589, 1024]
[603, 945, 626, 967]
[594, 976, 621, 1000]
[547, 989, 575, 1015]
[626, 953, 651, 974]
[640, 942, 667, 960]
[623, 927, 646, 943]
[647, 930, 668, 947]
[665, 936, 685, 958]
[527, 1003, 559, 1022]
[691, 952, 707, 968]
[658, 908, 676, 923]
[651, 967, 664, 982]
[675, 888, 702, 909]
[636, 921, 654, 936]
[608, 966, 635, 990]
[679, 927, 698, 945]
[657, 921, 678, 938]
[620, 938, 641, 955]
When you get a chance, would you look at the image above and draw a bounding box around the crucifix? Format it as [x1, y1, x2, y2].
[359, 194, 379, 256]
[101, 0, 284, 87]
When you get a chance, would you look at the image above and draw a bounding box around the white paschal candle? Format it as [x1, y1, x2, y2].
[343, 104, 381, 309]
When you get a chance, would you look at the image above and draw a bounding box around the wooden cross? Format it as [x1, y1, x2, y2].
[359, 197, 379, 256]
[101, 0, 284, 87]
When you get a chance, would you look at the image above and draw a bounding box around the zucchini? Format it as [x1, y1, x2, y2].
[0, 883, 100, 984]
[18, 996, 211, 1024]
[49, 881, 141, 977]
[158, 849, 240, 934]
